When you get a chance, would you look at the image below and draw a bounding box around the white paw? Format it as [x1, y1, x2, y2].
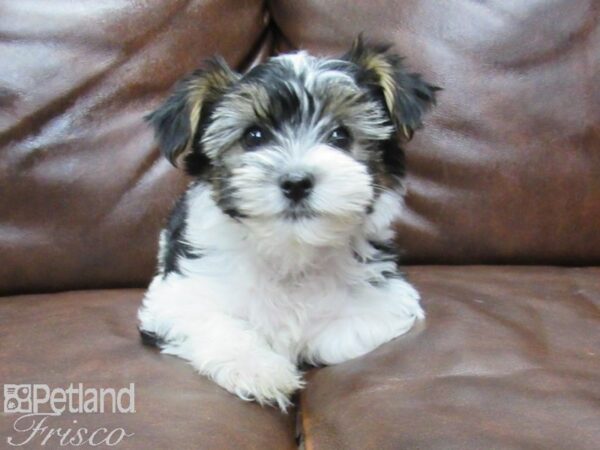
[209, 352, 305, 412]
[389, 278, 424, 320]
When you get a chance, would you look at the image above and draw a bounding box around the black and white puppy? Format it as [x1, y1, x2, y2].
[138, 37, 438, 411]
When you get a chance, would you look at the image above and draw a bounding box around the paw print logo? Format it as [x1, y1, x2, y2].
[4, 385, 32, 413]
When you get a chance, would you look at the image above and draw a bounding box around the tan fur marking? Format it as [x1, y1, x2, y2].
[363, 54, 397, 116]
[174, 64, 237, 167]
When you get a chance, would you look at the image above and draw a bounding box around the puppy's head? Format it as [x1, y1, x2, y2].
[148, 36, 438, 248]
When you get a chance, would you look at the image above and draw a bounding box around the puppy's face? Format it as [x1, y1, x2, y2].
[149, 38, 437, 247]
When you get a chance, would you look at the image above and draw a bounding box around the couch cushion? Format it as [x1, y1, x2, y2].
[0, 289, 296, 449]
[0, 0, 269, 295]
[271, 0, 600, 265]
[300, 266, 600, 450]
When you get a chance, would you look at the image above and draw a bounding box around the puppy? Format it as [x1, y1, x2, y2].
[138, 36, 437, 411]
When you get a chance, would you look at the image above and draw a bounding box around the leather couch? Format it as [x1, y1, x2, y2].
[1, 1, 598, 449]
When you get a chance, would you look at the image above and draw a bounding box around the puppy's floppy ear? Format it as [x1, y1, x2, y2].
[344, 35, 440, 141]
[146, 57, 239, 172]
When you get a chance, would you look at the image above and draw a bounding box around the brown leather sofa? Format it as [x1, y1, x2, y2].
[1, 1, 599, 449]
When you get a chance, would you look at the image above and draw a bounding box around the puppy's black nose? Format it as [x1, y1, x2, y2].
[280, 173, 314, 202]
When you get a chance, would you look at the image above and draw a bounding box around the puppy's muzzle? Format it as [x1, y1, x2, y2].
[280, 172, 314, 203]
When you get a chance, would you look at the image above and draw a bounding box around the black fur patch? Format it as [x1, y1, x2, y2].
[209, 166, 247, 219]
[357, 240, 405, 286]
[241, 63, 305, 129]
[368, 240, 401, 263]
[161, 193, 202, 277]
[186, 98, 219, 177]
[145, 90, 191, 165]
[139, 328, 163, 347]
[380, 138, 406, 180]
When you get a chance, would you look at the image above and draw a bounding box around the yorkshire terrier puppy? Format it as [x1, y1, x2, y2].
[138, 37, 438, 411]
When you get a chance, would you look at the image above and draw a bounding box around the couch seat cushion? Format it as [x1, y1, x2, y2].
[300, 266, 600, 450]
[0, 289, 296, 450]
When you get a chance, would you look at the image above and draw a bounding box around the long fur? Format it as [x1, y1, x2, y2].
[139, 37, 437, 411]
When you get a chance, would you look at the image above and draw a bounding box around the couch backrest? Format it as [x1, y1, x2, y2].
[270, 0, 600, 265]
[0, 1, 268, 294]
[1, 0, 599, 294]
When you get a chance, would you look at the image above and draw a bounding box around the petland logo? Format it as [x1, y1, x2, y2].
[3, 383, 135, 447]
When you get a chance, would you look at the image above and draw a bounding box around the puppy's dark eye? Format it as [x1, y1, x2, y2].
[242, 126, 269, 150]
[328, 126, 352, 151]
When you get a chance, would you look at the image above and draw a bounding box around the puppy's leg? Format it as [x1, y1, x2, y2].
[138, 277, 304, 411]
[303, 277, 423, 366]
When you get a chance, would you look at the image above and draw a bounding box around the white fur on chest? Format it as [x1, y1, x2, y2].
[174, 187, 371, 349]
[139, 183, 423, 410]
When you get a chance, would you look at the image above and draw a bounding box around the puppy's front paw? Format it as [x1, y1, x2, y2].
[212, 352, 305, 412]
